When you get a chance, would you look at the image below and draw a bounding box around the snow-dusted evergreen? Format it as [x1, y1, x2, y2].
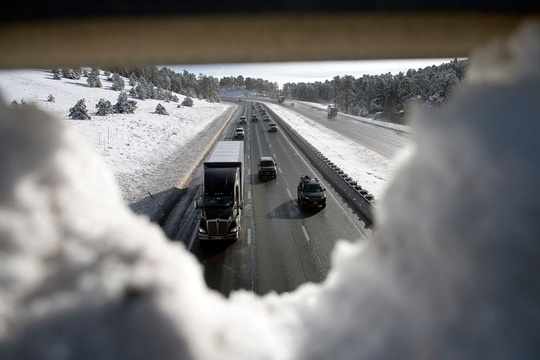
[52, 69, 61, 80]
[47, 94, 55, 102]
[154, 103, 168, 115]
[181, 96, 194, 107]
[62, 67, 82, 80]
[129, 73, 137, 87]
[130, 77, 152, 100]
[168, 91, 179, 103]
[197, 74, 221, 103]
[113, 91, 137, 114]
[110, 72, 125, 91]
[69, 98, 91, 120]
[95, 98, 113, 116]
[86, 68, 102, 88]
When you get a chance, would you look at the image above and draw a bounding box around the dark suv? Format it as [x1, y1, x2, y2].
[297, 175, 326, 208]
[258, 156, 277, 179]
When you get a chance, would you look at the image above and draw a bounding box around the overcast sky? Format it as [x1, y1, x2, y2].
[169, 58, 457, 87]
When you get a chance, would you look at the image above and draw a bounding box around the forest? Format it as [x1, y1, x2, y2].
[56, 58, 467, 124]
[282, 58, 468, 123]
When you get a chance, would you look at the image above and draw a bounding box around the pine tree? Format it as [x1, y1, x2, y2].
[169, 92, 179, 103]
[73, 68, 83, 79]
[111, 73, 125, 91]
[69, 99, 91, 120]
[95, 98, 113, 116]
[155, 103, 169, 115]
[52, 69, 61, 80]
[129, 74, 137, 87]
[113, 91, 137, 114]
[133, 77, 151, 100]
[87, 68, 102, 88]
[47, 94, 55, 103]
[62, 68, 79, 80]
[181, 96, 193, 107]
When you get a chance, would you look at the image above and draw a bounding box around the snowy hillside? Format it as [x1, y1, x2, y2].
[0, 69, 395, 214]
[0, 70, 234, 206]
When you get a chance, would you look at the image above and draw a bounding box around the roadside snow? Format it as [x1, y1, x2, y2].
[295, 100, 410, 133]
[267, 103, 397, 197]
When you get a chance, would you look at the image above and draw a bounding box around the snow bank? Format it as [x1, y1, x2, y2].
[266, 103, 396, 198]
[1, 21, 539, 359]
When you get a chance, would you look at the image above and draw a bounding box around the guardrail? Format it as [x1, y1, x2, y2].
[261, 103, 375, 228]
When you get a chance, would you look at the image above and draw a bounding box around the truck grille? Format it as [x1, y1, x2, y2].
[207, 219, 228, 236]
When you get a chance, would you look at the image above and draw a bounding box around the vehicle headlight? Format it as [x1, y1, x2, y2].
[230, 226, 238, 233]
[198, 227, 206, 234]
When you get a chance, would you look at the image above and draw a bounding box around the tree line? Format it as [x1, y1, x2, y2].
[281, 58, 468, 123]
[219, 75, 279, 96]
[102, 65, 221, 103]
[53, 59, 467, 124]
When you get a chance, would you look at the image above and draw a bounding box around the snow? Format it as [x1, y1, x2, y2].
[0, 70, 235, 208]
[0, 70, 392, 212]
[265, 103, 397, 197]
[1, 20, 539, 359]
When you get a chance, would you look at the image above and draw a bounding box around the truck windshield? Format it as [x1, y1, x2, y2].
[260, 160, 274, 166]
[205, 196, 234, 207]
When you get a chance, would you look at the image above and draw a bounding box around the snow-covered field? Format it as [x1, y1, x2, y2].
[0, 21, 539, 360]
[0, 69, 396, 210]
[0, 70, 236, 207]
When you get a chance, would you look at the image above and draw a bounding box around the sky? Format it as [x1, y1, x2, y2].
[170, 58, 457, 87]
[0, 20, 539, 360]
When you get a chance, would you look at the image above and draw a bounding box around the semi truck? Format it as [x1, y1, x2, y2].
[196, 141, 244, 241]
[327, 104, 338, 118]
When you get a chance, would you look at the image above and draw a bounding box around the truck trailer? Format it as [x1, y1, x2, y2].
[196, 141, 244, 241]
[327, 104, 338, 118]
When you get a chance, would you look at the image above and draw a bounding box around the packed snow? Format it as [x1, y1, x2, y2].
[1, 20, 539, 360]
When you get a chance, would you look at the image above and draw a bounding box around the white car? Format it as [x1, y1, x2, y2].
[268, 123, 278, 132]
[234, 128, 245, 139]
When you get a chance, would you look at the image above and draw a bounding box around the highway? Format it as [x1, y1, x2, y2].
[270, 100, 412, 159]
[165, 99, 408, 297]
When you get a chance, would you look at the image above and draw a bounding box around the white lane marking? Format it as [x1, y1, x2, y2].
[247, 227, 252, 245]
[286, 188, 292, 199]
[278, 127, 370, 238]
[301, 225, 311, 242]
[248, 189, 251, 201]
